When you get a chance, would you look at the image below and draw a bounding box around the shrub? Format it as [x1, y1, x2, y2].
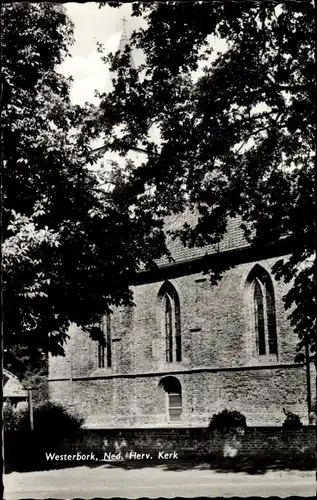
[208, 409, 247, 433]
[16, 401, 84, 436]
[3, 400, 19, 431]
[282, 409, 303, 431]
[4, 402, 84, 473]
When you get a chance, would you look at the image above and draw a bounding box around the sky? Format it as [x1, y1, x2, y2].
[58, 3, 149, 169]
[58, 3, 227, 170]
[59, 3, 145, 106]
[59, 3, 226, 106]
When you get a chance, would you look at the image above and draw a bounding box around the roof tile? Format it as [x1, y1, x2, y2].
[158, 210, 249, 265]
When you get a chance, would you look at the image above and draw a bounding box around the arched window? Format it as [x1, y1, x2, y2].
[159, 282, 181, 362]
[254, 278, 266, 354]
[248, 265, 278, 356]
[159, 376, 182, 423]
[98, 313, 112, 368]
[164, 294, 173, 362]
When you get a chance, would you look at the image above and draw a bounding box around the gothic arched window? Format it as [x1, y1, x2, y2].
[248, 265, 278, 356]
[98, 313, 112, 368]
[159, 282, 181, 362]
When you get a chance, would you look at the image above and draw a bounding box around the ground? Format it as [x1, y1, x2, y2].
[4, 464, 316, 499]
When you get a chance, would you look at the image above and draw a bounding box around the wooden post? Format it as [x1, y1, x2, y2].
[305, 337, 312, 417]
[27, 387, 34, 430]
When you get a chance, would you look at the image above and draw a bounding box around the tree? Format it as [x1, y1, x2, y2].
[1, 3, 167, 376]
[96, 1, 316, 364]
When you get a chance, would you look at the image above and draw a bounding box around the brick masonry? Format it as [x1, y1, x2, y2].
[49, 255, 316, 428]
[5, 427, 316, 473]
[75, 426, 317, 462]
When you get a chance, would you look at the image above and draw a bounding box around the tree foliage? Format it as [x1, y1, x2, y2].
[208, 409, 247, 433]
[2, 2, 315, 376]
[14, 401, 84, 435]
[2, 3, 167, 375]
[96, 1, 316, 363]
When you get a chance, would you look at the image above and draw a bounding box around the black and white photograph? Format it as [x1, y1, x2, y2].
[2, 1, 316, 498]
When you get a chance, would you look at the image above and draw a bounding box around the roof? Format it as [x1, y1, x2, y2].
[3, 369, 28, 399]
[158, 210, 249, 266]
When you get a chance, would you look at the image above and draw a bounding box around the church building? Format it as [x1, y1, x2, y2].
[48, 24, 315, 429]
[48, 211, 315, 428]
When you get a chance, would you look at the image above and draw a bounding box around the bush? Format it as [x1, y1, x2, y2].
[4, 402, 84, 473]
[208, 409, 247, 433]
[15, 401, 84, 435]
[3, 400, 19, 431]
[282, 409, 303, 431]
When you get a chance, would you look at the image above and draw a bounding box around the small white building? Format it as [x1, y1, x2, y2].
[3, 369, 28, 411]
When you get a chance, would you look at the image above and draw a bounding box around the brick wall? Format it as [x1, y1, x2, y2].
[49, 256, 314, 427]
[5, 427, 316, 472]
[49, 365, 310, 428]
[77, 426, 316, 462]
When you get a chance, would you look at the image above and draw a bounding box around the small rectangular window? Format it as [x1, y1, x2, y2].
[169, 393, 181, 407]
[168, 393, 182, 422]
[169, 408, 182, 421]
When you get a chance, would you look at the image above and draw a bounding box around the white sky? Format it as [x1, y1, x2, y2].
[57, 3, 295, 187]
[59, 3, 146, 106]
[59, 3, 226, 105]
[58, 3, 228, 170]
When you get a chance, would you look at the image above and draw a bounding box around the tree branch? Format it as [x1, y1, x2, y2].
[83, 142, 155, 160]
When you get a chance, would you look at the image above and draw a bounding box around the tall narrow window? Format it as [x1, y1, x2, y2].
[266, 283, 277, 354]
[248, 265, 278, 356]
[159, 376, 182, 423]
[98, 313, 112, 368]
[254, 278, 266, 355]
[159, 282, 181, 363]
[165, 294, 173, 362]
[106, 313, 112, 368]
[175, 300, 181, 362]
[168, 392, 182, 422]
[98, 341, 105, 368]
